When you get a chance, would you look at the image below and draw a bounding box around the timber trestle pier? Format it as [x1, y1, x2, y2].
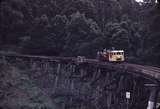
[0, 53, 160, 109]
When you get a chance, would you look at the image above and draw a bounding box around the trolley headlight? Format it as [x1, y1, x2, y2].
[116, 56, 122, 61]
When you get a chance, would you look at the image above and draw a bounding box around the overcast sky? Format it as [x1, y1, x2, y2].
[135, 0, 158, 3]
[136, 0, 143, 2]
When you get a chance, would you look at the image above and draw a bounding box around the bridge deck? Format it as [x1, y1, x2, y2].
[0, 53, 160, 83]
[85, 59, 160, 82]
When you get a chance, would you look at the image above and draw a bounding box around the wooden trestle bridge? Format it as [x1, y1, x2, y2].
[0, 53, 160, 109]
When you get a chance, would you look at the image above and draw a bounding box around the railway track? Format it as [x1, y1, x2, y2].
[124, 63, 160, 73]
[0, 53, 160, 83]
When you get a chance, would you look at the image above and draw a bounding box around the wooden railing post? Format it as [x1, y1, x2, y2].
[146, 84, 159, 109]
[2, 56, 6, 64]
[53, 63, 61, 92]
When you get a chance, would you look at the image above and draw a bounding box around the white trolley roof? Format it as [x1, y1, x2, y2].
[107, 50, 124, 53]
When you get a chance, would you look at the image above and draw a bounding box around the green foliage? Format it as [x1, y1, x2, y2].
[21, 14, 68, 55]
[0, 63, 56, 109]
[0, 0, 159, 65]
[64, 12, 101, 56]
[104, 17, 142, 55]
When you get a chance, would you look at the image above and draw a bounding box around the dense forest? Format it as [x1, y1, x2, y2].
[0, 1, 160, 109]
[0, 0, 160, 66]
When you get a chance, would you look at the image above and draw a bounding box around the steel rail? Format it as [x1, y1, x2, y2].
[0, 53, 160, 83]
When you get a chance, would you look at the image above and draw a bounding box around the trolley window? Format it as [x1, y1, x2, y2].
[117, 52, 121, 55]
